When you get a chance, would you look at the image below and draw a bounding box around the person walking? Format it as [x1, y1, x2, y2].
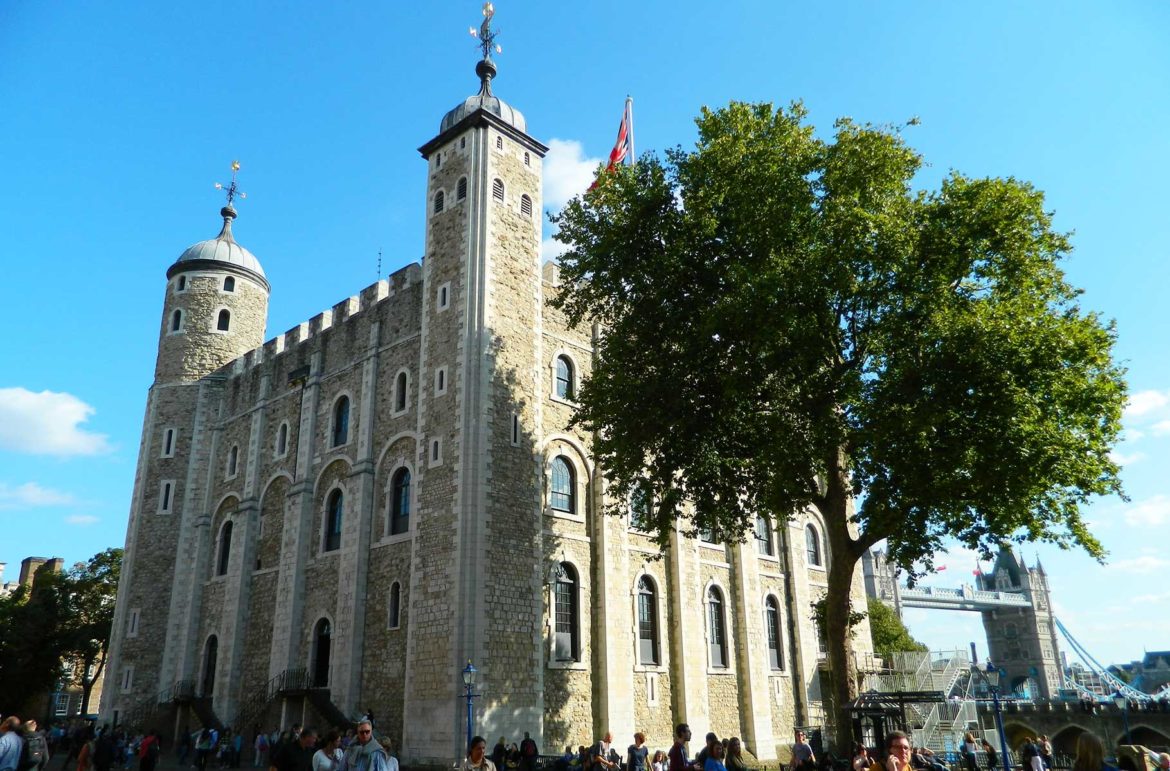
[980, 741, 997, 771]
[137, 732, 160, 771]
[668, 725, 698, 771]
[462, 737, 495, 771]
[628, 734, 649, 771]
[312, 732, 342, 771]
[520, 734, 538, 771]
[23, 720, 50, 771]
[268, 729, 316, 771]
[1071, 733, 1115, 771]
[724, 739, 747, 771]
[0, 718, 24, 771]
[339, 723, 389, 771]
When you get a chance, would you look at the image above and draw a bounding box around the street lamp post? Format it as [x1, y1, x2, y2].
[1112, 692, 1132, 746]
[973, 661, 1013, 771]
[462, 660, 480, 754]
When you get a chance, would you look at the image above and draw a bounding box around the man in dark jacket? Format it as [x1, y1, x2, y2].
[21, 721, 49, 771]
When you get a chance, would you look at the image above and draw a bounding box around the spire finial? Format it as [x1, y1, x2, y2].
[468, 3, 501, 93]
[214, 160, 247, 218]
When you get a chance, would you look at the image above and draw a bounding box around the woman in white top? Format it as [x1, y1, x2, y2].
[463, 736, 497, 771]
[313, 731, 344, 771]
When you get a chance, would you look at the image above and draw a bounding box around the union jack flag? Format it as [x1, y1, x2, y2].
[606, 99, 633, 170]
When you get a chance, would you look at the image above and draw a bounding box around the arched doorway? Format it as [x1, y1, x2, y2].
[1051, 726, 1087, 760]
[1129, 726, 1170, 752]
[201, 635, 218, 696]
[311, 619, 331, 687]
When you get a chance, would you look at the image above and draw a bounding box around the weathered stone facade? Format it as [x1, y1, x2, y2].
[101, 59, 872, 765]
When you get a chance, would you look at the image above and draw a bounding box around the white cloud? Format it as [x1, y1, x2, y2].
[1151, 420, 1170, 437]
[65, 514, 99, 526]
[1125, 428, 1145, 441]
[0, 387, 111, 456]
[1109, 449, 1146, 466]
[541, 236, 568, 263]
[542, 139, 601, 211]
[1111, 555, 1170, 574]
[1121, 494, 1170, 527]
[0, 482, 76, 510]
[1124, 389, 1169, 419]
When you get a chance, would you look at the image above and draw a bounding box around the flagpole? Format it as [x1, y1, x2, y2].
[626, 95, 634, 165]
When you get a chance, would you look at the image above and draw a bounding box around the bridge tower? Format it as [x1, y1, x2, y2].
[978, 548, 1063, 698]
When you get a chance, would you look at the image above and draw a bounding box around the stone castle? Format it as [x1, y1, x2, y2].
[101, 35, 872, 764]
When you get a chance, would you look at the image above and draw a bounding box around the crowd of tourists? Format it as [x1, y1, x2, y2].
[0, 716, 162, 771]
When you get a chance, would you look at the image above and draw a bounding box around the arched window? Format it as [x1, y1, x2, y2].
[495, 135, 503, 150]
[311, 618, 331, 687]
[227, 445, 239, 477]
[395, 372, 408, 412]
[457, 177, 467, 200]
[201, 636, 218, 696]
[520, 194, 533, 218]
[276, 422, 288, 456]
[554, 562, 579, 661]
[707, 586, 728, 668]
[637, 576, 660, 665]
[765, 596, 783, 670]
[389, 468, 411, 535]
[805, 524, 822, 567]
[171, 309, 183, 332]
[629, 484, 650, 531]
[324, 489, 343, 552]
[554, 355, 573, 399]
[433, 190, 445, 214]
[550, 456, 574, 514]
[216, 521, 233, 576]
[524, 152, 530, 167]
[332, 396, 350, 447]
[388, 582, 401, 629]
[755, 514, 774, 556]
[223, 276, 235, 292]
[492, 178, 505, 202]
[216, 309, 231, 332]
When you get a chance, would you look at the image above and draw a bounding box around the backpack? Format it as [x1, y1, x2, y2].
[148, 740, 161, 761]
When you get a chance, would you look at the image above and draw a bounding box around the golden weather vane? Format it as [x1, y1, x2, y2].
[215, 160, 247, 207]
[468, 2, 502, 60]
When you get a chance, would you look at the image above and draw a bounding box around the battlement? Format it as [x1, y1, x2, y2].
[227, 261, 422, 378]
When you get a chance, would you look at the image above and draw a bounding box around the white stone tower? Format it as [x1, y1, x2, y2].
[406, 23, 548, 757]
[102, 194, 268, 724]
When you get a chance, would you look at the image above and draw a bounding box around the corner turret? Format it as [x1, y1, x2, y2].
[154, 197, 270, 384]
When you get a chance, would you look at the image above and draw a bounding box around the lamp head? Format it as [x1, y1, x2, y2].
[462, 659, 478, 687]
[984, 660, 1000, 689]
[1112, 692, 1126, 710]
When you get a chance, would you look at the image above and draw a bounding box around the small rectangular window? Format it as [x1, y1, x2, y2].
[159, 481, 174, 514]
[162, 428, 176, 458]
[646, 672, 659, 706]
[121, 665, 134, 693]
[496, 135, 503, 150]
[511, 414, 520, 446]
[128, 609, 140, 638]
[435, 367, 447, 396]
[429, 438, 442, 467]
[438, 282, 451, 311]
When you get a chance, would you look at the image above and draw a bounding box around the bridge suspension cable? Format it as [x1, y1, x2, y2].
[1055, 617, 1157, 702]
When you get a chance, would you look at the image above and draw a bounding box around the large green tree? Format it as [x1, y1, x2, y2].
[550, 102, 1125, 744]
[0, 548, 122, 717]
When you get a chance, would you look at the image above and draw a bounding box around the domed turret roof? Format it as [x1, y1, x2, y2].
[439, 58, 526, 135]
[171, 205, 267, 284]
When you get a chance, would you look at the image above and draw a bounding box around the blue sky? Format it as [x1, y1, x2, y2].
[1, 2, 1167, 670]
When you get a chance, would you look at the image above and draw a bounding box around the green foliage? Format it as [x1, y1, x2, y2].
[867, 598, 928, 660]
[550, 100, 1126, 736]
[0, 548, 122, 716]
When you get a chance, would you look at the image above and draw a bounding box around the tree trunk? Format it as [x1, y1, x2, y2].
[821, 452, 863, 752]
[824, 545, 861, 751]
